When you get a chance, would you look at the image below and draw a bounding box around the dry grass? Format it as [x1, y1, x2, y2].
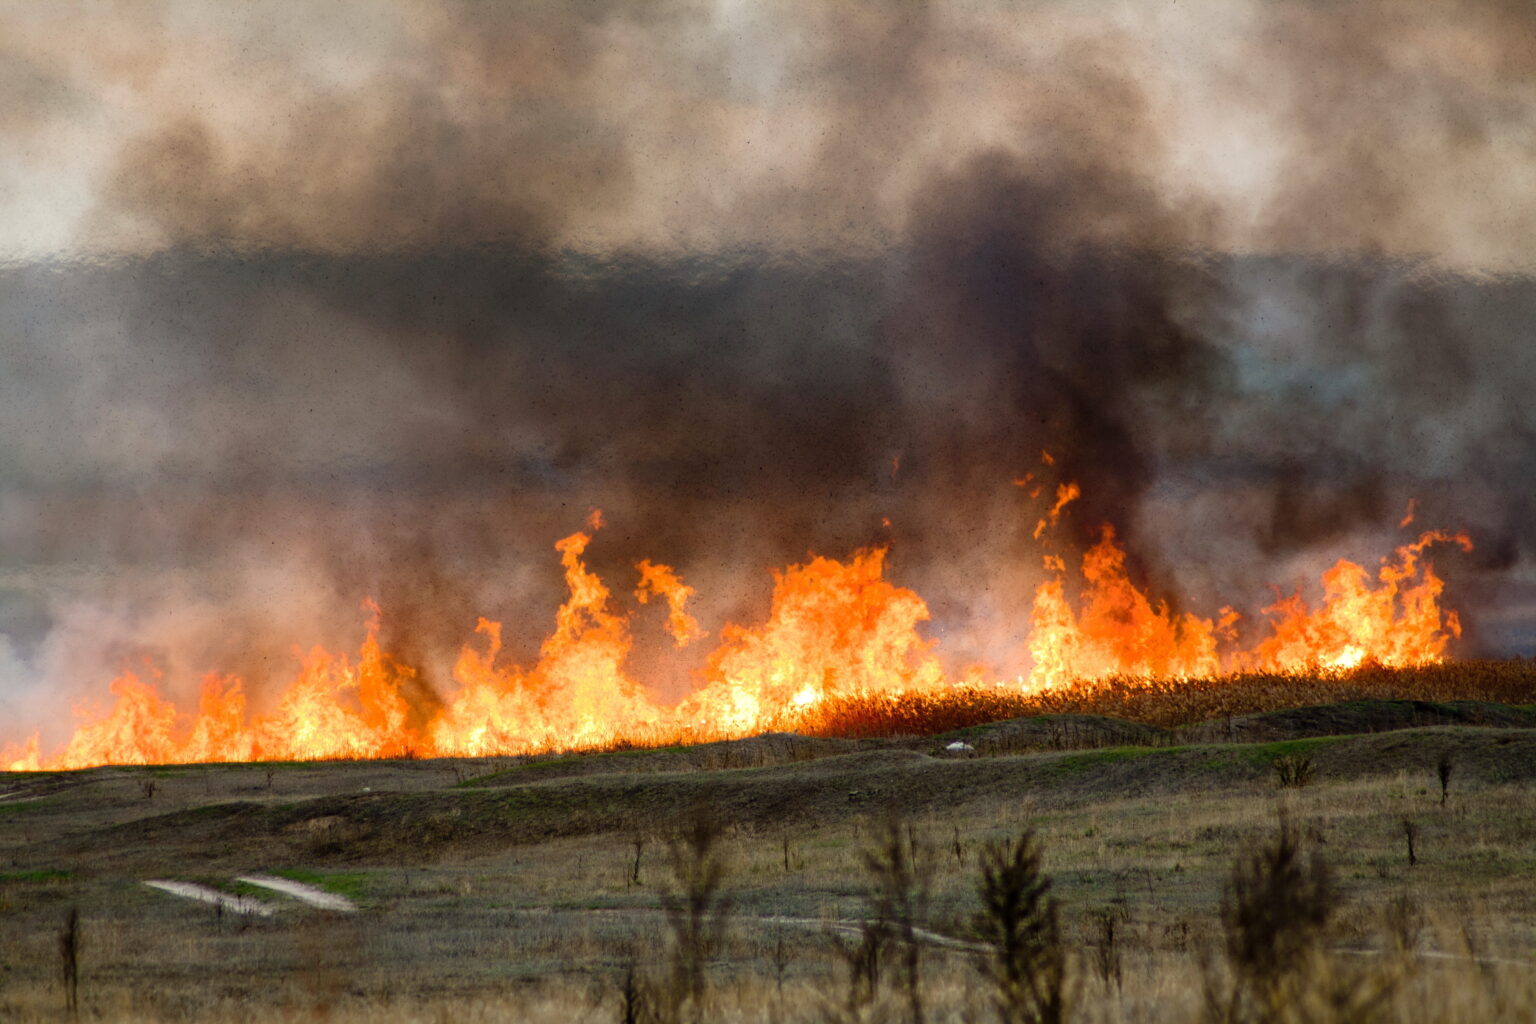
[5, 675, 1536, 1022]
[795, 660, 1536, 739]
[4, 762, 1535, 1022]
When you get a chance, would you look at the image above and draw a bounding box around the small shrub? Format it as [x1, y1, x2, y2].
[1091, 908, 1124, 993]
[1223, 815, 1333, 981]
[769, 934, 792, 1005]
[862, 817, 936, 1024]
[825, 816, 935, 1023]
[655, 814, 732, 1024]
[1436, 751, 1453, 807]
[1209, 814, 1333, 1023]
[972, 829, 1069, 1024]
[829, 912, 891, 1020]
[1207, 812, 1399, 1024]
[1272, 755, 1314, 789]
[1383, 893, 1424, 954]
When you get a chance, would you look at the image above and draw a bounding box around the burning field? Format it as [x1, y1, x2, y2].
[4, 1, 1536, 1021]
[0, 490, 1481, 770]
[4, 0, 1536, 774]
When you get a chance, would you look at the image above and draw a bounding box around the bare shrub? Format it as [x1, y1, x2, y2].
[629, 834, 647, 888]
[1272, 755, 1314, 790]
[1436, 752, 1453, 807]
[972, 829, 1069, 1024]
[1401, 819, 1418, 868]
[1208, 813, 1396, 1024]
[864, 817, 936, 1024]
[655, 814, 733, 1024]
[825, 816, 936, 1023]
[1091, 908, 1124, 993]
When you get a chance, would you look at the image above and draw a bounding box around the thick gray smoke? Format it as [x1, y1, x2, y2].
[2, 0, 1534, 737]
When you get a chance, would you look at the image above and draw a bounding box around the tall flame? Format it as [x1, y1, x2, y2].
[2, 487, 1473, 771]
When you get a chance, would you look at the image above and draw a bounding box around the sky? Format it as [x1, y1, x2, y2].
[2, 0, 1535, 734]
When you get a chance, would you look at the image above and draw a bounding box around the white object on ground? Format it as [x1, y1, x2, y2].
[144, 880, 277, 917]
[237, 874, 357, 912]
[945, 741, 975, 753]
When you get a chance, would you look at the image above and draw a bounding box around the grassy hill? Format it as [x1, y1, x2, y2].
[3, 699, 1536, 1021]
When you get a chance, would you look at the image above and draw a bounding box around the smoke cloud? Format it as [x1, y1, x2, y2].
[2, 0, 1535, 736]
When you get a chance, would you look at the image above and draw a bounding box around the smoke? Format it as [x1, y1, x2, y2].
[3, 0, 1536, 734]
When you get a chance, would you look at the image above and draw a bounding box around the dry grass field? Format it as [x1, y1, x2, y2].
[4, 672, 1536, 1022]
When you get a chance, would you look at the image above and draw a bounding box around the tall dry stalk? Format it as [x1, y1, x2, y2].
[59, 907, 79, 1018]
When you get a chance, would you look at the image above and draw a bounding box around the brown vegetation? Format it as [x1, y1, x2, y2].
[798, 661, 1536, 739]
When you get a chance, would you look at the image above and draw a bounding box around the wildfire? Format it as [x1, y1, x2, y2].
[1, 487, 1472, 771]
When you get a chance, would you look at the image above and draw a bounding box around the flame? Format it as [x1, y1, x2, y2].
[1025, 524, 1467, 688]
[677, 546, 945, 735]
[636, 560, 705, 647]
[1027, 526, 1230, 689]
[1033, 482, 1081, 541]
[1240, 529, 1472, 673]
[2, 489, 1475, 771]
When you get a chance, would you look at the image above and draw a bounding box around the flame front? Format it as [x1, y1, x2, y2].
[2, 494, 1473, 771]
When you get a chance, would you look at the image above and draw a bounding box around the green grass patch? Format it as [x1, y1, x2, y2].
[1031, 735, 1353, 779]
[0, 798, 51, 817]
[1236, 735, 1347, 767]
[270, 868, 373, 899]
[226, 879, 286, 901]
[1044, 745, 1183, 775]
[469, 746, 695, 786]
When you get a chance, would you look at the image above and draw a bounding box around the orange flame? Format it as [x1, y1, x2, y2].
[2, 491, 1474, 771]
[1241, 529, 1472, 673]
[636, 560, 705, 648]
[1026, 524, 1467, 688]
[678, 547, 944, 735]
[1033, 482, 1081, 541]
[1028, 525, 1230, 689]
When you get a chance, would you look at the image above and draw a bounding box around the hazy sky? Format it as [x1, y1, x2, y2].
[2, 0, 1534, 267]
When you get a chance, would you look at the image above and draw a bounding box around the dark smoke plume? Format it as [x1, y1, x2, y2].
[2, 0, 1535, 731]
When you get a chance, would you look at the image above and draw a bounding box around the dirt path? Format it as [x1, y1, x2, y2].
[509, 906, 1536, 967]
[509, 905, 988, 953]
